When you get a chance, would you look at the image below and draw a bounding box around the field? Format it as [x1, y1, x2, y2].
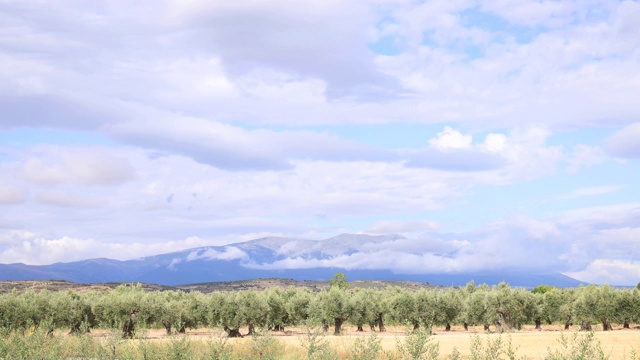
[60, 324, 640, 359]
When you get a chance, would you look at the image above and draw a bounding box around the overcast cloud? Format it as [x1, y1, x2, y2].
[1, 0, 639, 285]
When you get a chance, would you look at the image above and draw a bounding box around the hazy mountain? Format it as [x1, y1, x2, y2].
[0, 234, 584, 288]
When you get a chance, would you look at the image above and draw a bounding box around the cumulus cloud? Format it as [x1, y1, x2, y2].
[566, 259, 640, 285]
[405, 127, 508, 171]
[428, 127, 473, 150]
[406, 126, 563, 175]
[483, 133, 507, 153]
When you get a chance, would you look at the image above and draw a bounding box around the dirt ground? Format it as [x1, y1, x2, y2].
[91, 324, 640, 359]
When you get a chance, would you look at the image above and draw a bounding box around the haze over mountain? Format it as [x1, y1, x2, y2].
[0, 234, 583, 288]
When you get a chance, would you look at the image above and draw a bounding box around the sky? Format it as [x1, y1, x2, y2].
[1, 0, 639, 285]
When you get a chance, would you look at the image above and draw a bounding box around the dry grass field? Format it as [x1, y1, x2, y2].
[86, 324, 640, 359]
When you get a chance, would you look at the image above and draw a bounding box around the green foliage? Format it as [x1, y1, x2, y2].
[395, 326, 439, 360]
[246, 328, 284, 360]
[205, 331, 235, 360]
[329, 272, 349, 289]
[390, 288, 420, 329]
[469, 334, 523, 360]
[532, 285, 556, 294]
[448, 347, 462, 360]
[0, 326, 66, 360]
[546, 331, 609, 360]
[462, 285, 490, 329]
[573, 285, 618, 331]
[321, 287, 351, 335]
[349, 288, 377, 330]
[348, 332, 382, 360]
[168, 335, 194, 360]
[484, 283, 531, 332]
[298, 323, 336, 360]
[432, 288, 462, 330]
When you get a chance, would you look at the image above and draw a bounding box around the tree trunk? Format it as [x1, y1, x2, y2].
[164, 323, 172, 335]
[624, 322, 630, 329]
[483, 324, 490, 331]
[248, 322, 255, 336]
[369, 322, 376, 331]
[463, 322, 468, 331]
[580, 321, 592, 331]
[564, 316, 571, 330]
[602, 319, 612, 331]
[224, 326, 243, 338]
[322, 320, 329, 332]
[377, 313, 386, 332]
[122, 311, 136, 339]
[356, 324, 364, 332]
[535, 319, 541, 330]
[445, 323, 451, 331]
[334, 318, 343, 335]
[70, 323, 82, 335]
[412, 322, 420, 332]
[178, 324, 186, 334]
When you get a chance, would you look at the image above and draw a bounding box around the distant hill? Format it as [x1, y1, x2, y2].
[0, 233, 585, 288]
[0, 278, 440, 294]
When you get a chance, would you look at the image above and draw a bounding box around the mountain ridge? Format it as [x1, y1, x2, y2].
[0, 234, 585, 288]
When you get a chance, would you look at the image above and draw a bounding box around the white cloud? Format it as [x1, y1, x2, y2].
[0, 234, 223, 265]
[566, 144, 606, 173]
[481, 0, 576, 28]
[567, 259, 640, 285]
[428, 126, 473, 150]
[604, 122, 640, 158]
[36, 190, 100, 208]
[23, 146, 135, 185]
[185, 247, 247, 262]
[559, 185, 625, 200]
[0, 185, 27, 205]
[105, 114, 393, 171]
[483, 133, 507, 153]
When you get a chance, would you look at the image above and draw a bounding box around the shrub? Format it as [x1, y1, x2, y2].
[468, 334, 522, 360]
[205, 331, 235, 360]
[395, 326, 439, 360]
[546, 331, 609, 360]
[246, 328, 284, 360]
[299, 324, 336, 360]
[349, 332, 382, 360]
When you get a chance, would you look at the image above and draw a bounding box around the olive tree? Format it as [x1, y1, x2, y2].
[321, 287, 351, 335]
[432, 288, 462, 331]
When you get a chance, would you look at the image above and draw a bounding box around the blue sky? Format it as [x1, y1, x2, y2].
[1, 0, 639, 284]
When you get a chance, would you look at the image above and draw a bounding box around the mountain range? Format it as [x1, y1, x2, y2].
[0, 234, 584, 288]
